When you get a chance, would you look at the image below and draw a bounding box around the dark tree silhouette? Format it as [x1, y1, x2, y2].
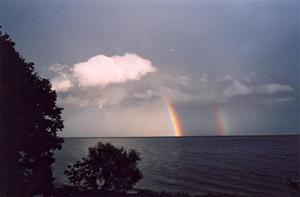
[65, 142, 143, 192]
[0, 29, 64, 196]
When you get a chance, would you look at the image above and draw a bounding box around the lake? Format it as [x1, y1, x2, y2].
[53, 136, 300, 196]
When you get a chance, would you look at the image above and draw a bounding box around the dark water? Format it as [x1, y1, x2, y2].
[53, 136, 300, 196]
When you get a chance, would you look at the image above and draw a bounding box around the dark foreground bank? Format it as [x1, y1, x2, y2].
[54, 186, 240, 197]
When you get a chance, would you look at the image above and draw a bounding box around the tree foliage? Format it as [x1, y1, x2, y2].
[0, 29, 64, 196]
[65, 142, 143, 192]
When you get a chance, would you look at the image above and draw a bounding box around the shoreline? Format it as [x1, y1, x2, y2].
[54, 185, 241, 197]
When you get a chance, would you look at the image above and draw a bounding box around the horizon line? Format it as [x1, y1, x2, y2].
[62, 134, 300, 138]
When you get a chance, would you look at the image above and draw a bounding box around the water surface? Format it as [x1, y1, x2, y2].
[53, 136, 300, 196]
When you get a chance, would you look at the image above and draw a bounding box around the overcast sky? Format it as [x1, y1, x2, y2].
[1, 0, 299, 136]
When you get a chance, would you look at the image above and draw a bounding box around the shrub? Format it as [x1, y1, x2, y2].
[65, 142, 143, 192]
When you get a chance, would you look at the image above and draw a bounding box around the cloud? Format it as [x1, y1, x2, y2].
[200, 73, 208, 82]
[224, 80, 252, 97]
[275, 97, 294, 103]
[51, 77, 73, 92]
[58, 96, 90, 108]
[220, 75, 252, 97]
[255, 84, 293, 95]
[53, 67, 295, 111]
[96, 87, 128, 107]
[58, 87, 128, 108]
[261, 97, 295, 106]
[133, 89, 153, 99]
[49, 53, 156, 92]
[73, 53, 156, 87]
[219, 75, 293, 98]
[177, 76, 190, 86]
[49, 63, 74, 92]
[220, 75, 234, 82]
[49, 63, 69, 74]
[241, 72, 257, 83]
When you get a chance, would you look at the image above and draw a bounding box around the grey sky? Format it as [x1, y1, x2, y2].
[1, 0, 299, 136]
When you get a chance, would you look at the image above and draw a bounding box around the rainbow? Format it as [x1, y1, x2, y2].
[165, 99, 184, 137]
[214, 104, 228, 136]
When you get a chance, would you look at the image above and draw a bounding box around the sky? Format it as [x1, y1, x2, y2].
[1, 0, 299, 137]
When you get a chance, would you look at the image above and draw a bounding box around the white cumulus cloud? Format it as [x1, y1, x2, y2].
[49, 53, 156, 92]
[73, 53, 157, 87]
[51, 77, 73, 92]
[49, 63, 74, 92]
